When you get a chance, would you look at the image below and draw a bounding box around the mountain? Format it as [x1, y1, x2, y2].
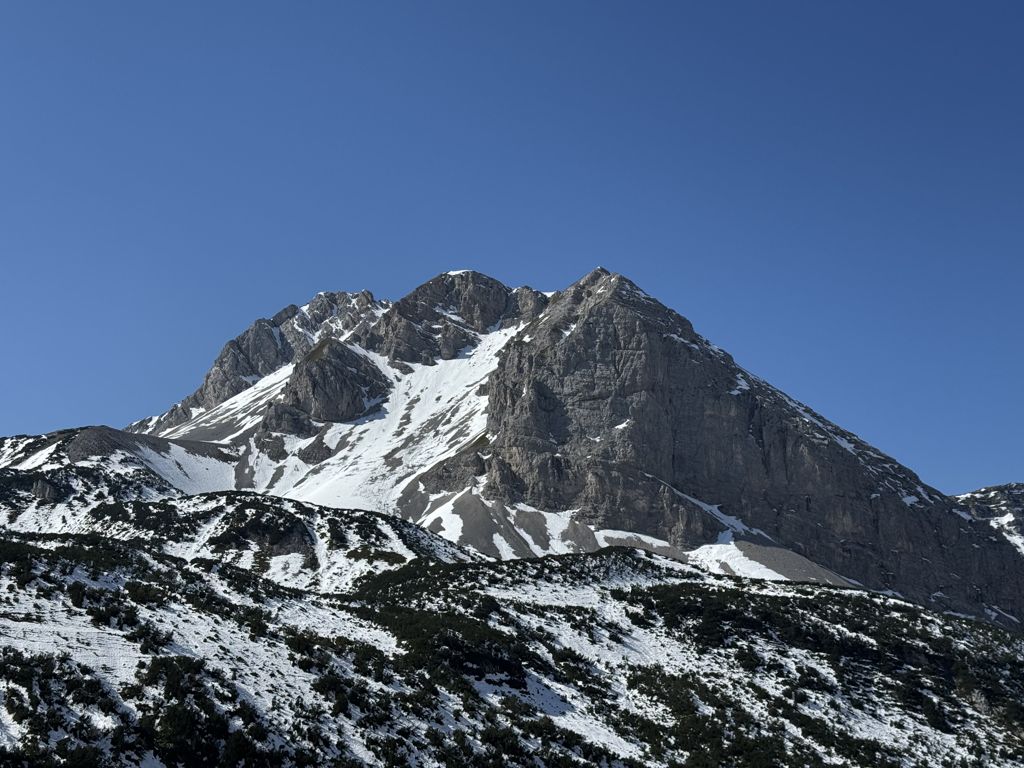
[11, 267, 1019, 625]
[2, 268, 1023, 765]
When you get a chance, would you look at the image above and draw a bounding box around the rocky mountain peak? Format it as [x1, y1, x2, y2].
[354, 271, 548, 365]
[563, 266, 646, 297]
[85, 267, 1024, 627]
[541, 267, 702, 342]
[126, 289, 389, 436]
[568, 264, 611, 287]
[404, 270, 515, 332]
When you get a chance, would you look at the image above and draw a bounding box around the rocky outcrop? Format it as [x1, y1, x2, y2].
[356, 271, 548, 365]
[127, 291, 387, 436]
[279, 339, 391, 426]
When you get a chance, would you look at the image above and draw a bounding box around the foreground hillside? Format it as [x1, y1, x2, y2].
[0, 496, 1022, 767]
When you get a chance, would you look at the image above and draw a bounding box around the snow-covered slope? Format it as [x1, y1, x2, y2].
[0, 423, 851, 593]
[158, 364, 296, 444]
[1, 525, 1022, 767]
[251, 323, 524, 511]
[89, 491, 478, 593]
[0, 427, 238, 533]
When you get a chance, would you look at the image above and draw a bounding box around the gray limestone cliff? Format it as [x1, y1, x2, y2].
[105, 267, 1024, 626]
[416, 268, 1024, 621]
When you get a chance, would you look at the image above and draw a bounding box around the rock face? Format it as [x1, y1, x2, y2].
[127, 290, 386, 435]
[417, 268, 1024, 620]
[280, 339, 391, 424]
[356, 270, 548, 364]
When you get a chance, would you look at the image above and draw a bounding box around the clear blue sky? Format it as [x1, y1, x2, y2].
[0, 2, 1021, 494]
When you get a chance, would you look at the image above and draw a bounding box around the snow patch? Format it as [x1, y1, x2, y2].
[134, 444, 236, 494]
[729, 374, 750, 396]
[686, 540, 786, 581]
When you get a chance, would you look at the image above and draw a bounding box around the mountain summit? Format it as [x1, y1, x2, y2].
[3, 269, 1024, 765]
[3, 268, 1020, 626]
[108, 268, 1022, 625]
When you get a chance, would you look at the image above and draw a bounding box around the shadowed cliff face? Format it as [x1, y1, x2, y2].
[281, 338, 392, 424]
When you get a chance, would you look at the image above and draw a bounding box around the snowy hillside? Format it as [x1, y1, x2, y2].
[0, 425, 849, 593]
[2, 521, 1023, 767]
